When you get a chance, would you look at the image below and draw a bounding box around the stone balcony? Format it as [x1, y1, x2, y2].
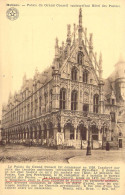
[60, 110, 110, 120]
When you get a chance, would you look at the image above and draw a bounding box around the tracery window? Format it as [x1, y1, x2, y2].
[60, 88, 66, 109]
[71, 90, 78, 110]
[83, 70, 88, 83]
[71, 67, 77, 81]
[93, 94, 99, 113]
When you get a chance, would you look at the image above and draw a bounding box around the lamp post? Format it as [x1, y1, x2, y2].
[86, 117, 91, 155]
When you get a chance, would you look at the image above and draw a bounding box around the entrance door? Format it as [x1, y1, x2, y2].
[119, 139, 122, 148]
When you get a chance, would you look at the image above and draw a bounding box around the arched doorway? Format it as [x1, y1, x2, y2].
[48, 122, 53, 138]
[64, 123, 74, 140]
[77, 123, 87, 149]
[77, 124, 87, 140]
[91, 125, 98, 141]
[43, 124, 47, 139]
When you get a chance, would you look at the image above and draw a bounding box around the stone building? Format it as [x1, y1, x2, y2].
[104, 59, 125, 148]
[1, 9, 125, 149]
[0, 120, 2, 144]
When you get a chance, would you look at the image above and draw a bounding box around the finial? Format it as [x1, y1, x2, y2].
[95, 52, 97, 71]
[73, 23, 76, 42]
[55, 37, 58, 48]
[89, 33, 93, 48]
[85, 28, 87, 46]
[79, 8, 82, 27]
[99, 52, 102, 67]
[99, 52, 103, 79]
[55, 37, 59, 57]
[66, 24, 71, 46]
[95, 52, 97, 59]
[78, 9, 83, 48]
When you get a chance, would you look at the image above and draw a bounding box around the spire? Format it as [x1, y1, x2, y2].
[99, 52, 103, 79]
[89, 33, 93, 60]
[89, 33, 93, 48]
[55, 37, 59, 58]
[99, 52, 102, 68]
[85, 28, 87, 46]
[78, 8, 83, 48]
[66, 24, 71, 45]
[79, 8, 82, 27]
[73, 23, 76, 43]
[95, 52, 97, 71]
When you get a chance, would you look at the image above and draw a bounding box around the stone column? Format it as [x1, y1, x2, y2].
[61, 126, 64, 133]
[74, 127, 76, 140]
[86, 127, 89, 141]
[98, 128, 102, 141]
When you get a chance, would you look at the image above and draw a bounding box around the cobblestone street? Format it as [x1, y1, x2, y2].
[0, 144, 125, 164]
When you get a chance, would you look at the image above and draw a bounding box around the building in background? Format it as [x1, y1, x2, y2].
[0, 120, 2, 144]
[1, 9, 125, 149]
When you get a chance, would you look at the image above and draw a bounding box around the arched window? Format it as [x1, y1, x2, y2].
[44, 93, 47, 112]
[60, 88, 66, 109]
[39, 96, 42, 114]
[50, 90, 52, 110]
[93, 94, 99, 113]
[83, 70, 88, 83]
[71, 90, 78, 110]
[71, 67, 77, 81]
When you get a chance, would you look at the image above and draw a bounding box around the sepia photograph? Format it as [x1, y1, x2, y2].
[0, 0, 125, 194]
[0, 0, 125, 164]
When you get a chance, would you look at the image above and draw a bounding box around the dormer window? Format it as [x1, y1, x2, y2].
[77, 51, 83, 65]
[71, 67, 77, 81]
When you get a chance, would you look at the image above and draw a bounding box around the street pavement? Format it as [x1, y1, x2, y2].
[68, 148, 125, 164]
[0, 144, 125, 164]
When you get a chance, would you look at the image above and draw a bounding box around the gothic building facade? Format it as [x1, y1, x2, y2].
[1, 9, 125, 149]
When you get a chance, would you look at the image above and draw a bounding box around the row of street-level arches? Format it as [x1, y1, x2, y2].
[3, 122, 108, 143]
[3, 123, 54, 142]
[64, 123, 107, 141]
[71, 67, 89, 83]
[60, 88, 99, 113]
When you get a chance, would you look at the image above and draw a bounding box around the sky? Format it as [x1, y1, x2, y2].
[0, 0, 125, 118]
